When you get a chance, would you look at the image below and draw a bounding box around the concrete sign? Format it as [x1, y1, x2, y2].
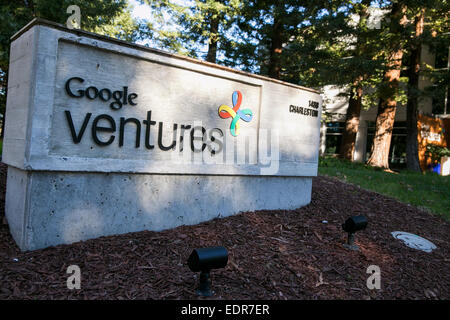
[3, 19, 322, 250]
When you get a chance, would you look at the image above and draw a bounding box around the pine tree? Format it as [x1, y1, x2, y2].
[367, 1, 408, 169]
[405, 7, 425, 172]
[141, 0, 241, 64]
[222, 0, 316, 78]
[404, 0, 449, 171]
[339, 0, 375, 160]
[0, 0, 144, 131]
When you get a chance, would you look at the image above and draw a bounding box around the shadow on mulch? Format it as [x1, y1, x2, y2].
[0, 162, 449, 300]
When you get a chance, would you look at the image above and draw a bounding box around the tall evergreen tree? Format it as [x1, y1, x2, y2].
[405, 7, 424, 171]
[273, 1, 383, 160]
[367, 1, 408, 169]
[0, 0, 144, 133]
[141, 0, 241, 63]
[404, 0, 449, 171]
[339, 0, 381, 160]
[222, 0, 316, 78]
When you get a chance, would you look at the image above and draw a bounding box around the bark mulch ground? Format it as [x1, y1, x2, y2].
[0, 162, 448, 300]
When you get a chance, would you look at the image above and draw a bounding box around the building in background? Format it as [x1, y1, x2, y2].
[319, 13, 449, 168]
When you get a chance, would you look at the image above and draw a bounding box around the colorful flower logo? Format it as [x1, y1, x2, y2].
[218, 90, 253, 137]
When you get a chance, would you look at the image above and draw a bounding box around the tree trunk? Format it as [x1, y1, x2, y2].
[339, 82, 363, 160]
[367, 95, 398, 168]
[406, 9, 425, 172]
[268, 15, 283, 79]
[367, 3, 406, 169]
[206, 16, 219, 63]
[338, 1, 369, 160]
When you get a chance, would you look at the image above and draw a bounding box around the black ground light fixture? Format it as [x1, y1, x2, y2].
[342, 215, 368, 251]
[187, 246, 228, 296]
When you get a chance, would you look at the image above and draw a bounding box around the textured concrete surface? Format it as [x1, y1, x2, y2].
[4, 20, 320, 250]
[4, 22, 322, 176]
[7, 167, 312, 251]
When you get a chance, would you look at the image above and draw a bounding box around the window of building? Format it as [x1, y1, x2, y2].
[432, 89, 449, 115]
[325, 122, 345, 155]
[366, 121, 407, 168]
[432, 44, 449, 115]
[435, 44, 449, 69]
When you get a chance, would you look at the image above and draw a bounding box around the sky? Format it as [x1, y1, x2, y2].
[128, 0, 210, 57]
[128, 0, 160, 47]
[128, 0, 191, 49]
[129, 0, 191, 20]
[129, 0, 154, 21]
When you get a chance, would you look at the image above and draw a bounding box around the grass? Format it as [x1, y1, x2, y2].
[318, 156, 450, 219]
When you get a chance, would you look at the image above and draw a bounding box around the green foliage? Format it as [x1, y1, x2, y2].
[222, 0, 325, 76]
[421, 30, 450, 114]
[1, 0, 448, 153]
[140, 0, 241, 61]
[319, 156, 450, 219]
[91, 4, 148, 43]
[403, 1, 449, 114]
[285, 1, 382, 88]
[426, 145, 450, 163]
[0, 0, 144, 117]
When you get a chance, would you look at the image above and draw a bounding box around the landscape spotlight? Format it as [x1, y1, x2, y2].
[342, 215, 368, 251]
[187, 246, 228, 297]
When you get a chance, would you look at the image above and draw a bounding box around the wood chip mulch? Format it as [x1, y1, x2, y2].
[0, 162, 448, 300]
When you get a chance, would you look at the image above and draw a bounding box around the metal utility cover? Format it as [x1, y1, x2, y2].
[391, 231, 437, 253]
